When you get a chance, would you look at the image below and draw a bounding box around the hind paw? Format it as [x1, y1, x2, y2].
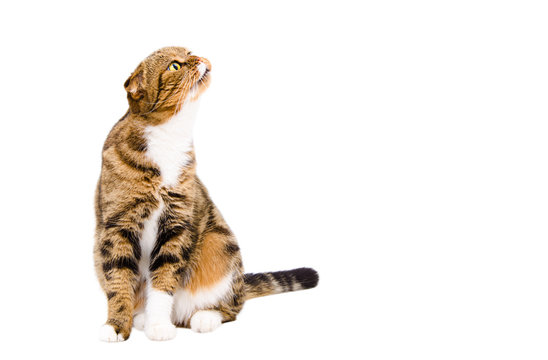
[190, 310, 223, 333]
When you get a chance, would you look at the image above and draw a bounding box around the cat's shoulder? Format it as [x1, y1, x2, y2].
[103, 110, 133, 151]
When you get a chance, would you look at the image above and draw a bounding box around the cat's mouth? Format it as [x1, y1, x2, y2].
[198, 68, 210, 83]
[190, 67, 210, 93]
[188, 62, 211, 99]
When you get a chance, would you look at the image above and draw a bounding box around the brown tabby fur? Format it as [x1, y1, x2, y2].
[94, 47, 318, 341]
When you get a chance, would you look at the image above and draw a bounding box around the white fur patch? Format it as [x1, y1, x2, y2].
[133, 313, 145, 331]
[144, 287, 176, 341]
[172, 272, 234, 326]
[144, 99, 200, 187]
[145, 323, 177, 341]
[197, 63, 207, 77]
[99, 324, 125, 342]
[145, 288, 174, 325]
[138, 199, 165, 279]
[190, 310, 223, 333]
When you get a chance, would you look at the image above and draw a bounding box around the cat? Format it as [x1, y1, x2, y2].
[94, 46, 319, 342]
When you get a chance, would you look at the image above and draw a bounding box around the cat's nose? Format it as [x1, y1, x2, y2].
[196, 57, 211, 70]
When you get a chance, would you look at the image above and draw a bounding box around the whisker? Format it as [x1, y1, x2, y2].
[138, 68, 202, 116]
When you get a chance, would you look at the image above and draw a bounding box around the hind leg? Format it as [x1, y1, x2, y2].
[189, 305, 241, 333]
[189, 278, 246, 333]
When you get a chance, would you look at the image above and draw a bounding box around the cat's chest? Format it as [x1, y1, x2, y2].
[145, 131, 192, 187]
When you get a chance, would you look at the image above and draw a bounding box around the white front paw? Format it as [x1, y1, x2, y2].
[145, 323, 177, 341]
[99, 324, 125, 342]
[133, 313, 145, 331]
[190, 310, 223, 333]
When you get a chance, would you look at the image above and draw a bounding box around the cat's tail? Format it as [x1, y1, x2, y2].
[243, 267, 319, 300]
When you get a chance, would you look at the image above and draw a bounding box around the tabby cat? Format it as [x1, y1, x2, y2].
[94, 46, 319, 342]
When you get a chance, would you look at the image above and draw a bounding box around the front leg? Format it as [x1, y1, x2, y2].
[144, 283, 177, 340]
[144, 211, 195, 341]
[97, 228, 141, 342]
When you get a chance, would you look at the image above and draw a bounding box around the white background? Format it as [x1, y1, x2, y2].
[0, 0, 546, 359]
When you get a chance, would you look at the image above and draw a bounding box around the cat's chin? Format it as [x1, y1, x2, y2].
[200, 68, 210, 80]
[194, 70, 210, 88]
[188, 75, 210, 101]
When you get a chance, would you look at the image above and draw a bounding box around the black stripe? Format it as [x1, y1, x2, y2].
[167, 191, 186, 200]
[102, 256, 139, 275]
[180, 226, 199, 261]
[115, 146, 160, 176]
[243, 273, 270, 287]
[119, 228, 141, 260]
[106, 291, 117, 300]
[225, 242, 240, 255]
[270, 271, 290, 289]
[180, 244, 192, 261]
[174, 265, 186, 276]
[104, 196, 154, 229]
[126, 133, 147, 152]
[100, 246, 110, 257]
[140, 207, 151, 219]
[149, 254, 179, 272]
[100, 239, 113, 256]
[206, 226, 232, 236]
[150, 216, 190, 261]
[205, 206, 216, 229]
[105, 213, 123, 229]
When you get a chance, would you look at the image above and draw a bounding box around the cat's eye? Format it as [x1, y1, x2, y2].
[168, 62, 182, 71]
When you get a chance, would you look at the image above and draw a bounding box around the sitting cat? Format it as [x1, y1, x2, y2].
[94, 46, 318, 342]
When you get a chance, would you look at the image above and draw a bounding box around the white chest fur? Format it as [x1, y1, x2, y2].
[144, 99, 200, 187]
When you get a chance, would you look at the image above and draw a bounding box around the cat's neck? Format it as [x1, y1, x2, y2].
[143, 99, 200, 187]
[158, 99, 199, 137]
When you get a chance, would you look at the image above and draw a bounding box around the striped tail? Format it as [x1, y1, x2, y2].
[243, 267, 319, 300]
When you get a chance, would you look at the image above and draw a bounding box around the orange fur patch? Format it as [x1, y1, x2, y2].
[187, 232, 231, 293]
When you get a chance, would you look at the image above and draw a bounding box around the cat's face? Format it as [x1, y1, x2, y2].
[124, 46, 211, 115]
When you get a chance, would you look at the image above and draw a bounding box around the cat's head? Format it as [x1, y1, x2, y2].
[124, 46, 211, 115]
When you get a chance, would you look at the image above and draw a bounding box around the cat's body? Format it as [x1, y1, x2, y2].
[94, 47, 318, 342]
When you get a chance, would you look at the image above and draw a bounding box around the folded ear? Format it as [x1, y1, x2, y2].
[124, 70, 145, 113]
